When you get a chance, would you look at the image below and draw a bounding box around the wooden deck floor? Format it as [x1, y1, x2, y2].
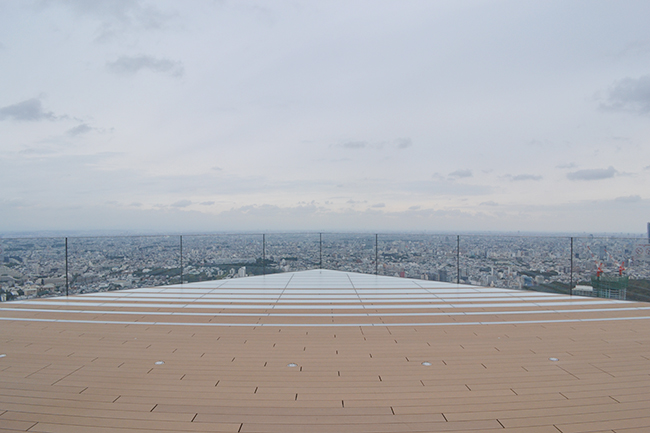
[1, 269, 650, 432]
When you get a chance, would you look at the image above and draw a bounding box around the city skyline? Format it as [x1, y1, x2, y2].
[3, 232, 649, 301]
[2, 1, 650, 233]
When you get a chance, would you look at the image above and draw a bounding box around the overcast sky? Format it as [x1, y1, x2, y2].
[1, 0, 650, 234]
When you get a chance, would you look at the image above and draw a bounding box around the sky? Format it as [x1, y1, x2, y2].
[1, 0, 650, 234]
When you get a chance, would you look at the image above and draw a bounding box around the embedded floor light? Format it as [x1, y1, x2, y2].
[421, 361, 432, 366]
[0, 354, 6, 358]
[549, 357, 559, 362]
[287, 363, 298, 367]
[155, 361, 165, 365]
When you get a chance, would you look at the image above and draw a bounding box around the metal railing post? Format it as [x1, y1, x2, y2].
[179, 235, 183, 285]
[319, 233, 322, 269]
[262, 234, 266, 275]
[65, 237, 69, 297]
[456, 235, 460, 284]
[375, 234, 378, 275]
[570, 237, 574, 296]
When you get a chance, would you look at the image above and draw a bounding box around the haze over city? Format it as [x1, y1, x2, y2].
[1, 0, 650, 234]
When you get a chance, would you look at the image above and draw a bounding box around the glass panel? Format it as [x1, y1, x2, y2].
[181, 233, 262, 279]
[377, 233, 458, 281]
[322, 233, 377, 274]
[460, 235, 571, 294]
[0, 237, 66, 299]
[263, 233, 320, 273]
[574, 236, 650, 301]
[67, 235, 180, 294]
[4, 233, 650, 301]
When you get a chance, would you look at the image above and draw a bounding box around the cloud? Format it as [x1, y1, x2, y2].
[567, 166, 618, 181]
[0, 99, 58, 121]
[200, 201, 215, 206]
[403, 179, 491, 196]
[170, 199, 192, 208]
[556, 163, 577, 169]
[395, 138, 412, 149]
[449, 169, 472, 178]
[408, 205, 421, 211]
[617, 40, 650, 57]
[106, 55, 184, 77]
[44, 0, 174, 42]
[371, 203, 385, 208]
[338, 138, 412, 150]
[210, 203, 492, 233]
[614, 195, 642, 203]
[511, 174, 542, 181]
[431, 173, 445, 181]
[603, 75, 650, 113]
[342, 141, 367, 149]
[480, 201, 499, 206]
[66, 123, 94, 136]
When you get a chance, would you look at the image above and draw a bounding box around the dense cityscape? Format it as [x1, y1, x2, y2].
[1, 232, 650, 302]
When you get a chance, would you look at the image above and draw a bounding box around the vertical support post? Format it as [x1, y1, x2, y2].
[570, 237, 574, 296]
[180, 235, 183, 285]
[319, 233, 322, 269]
[375, 234, 378, 275]
[65, 237, 69, 297]
[262, 234, 266, 275]
[456, 235, 460, 284]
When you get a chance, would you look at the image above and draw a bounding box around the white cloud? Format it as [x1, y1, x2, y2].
[614, 195, 641, 203]
[106, 55, 184, 77]
[510, 174, 542, 181]
[603, 75, 650, 113]
[0, 99, 58, 121]
[395, 138, 412, 149]
[567, 166, 618, 181]
[170, 199, 192, 208]
[66, 123, 94, 136]
[449, 170, 472, 178]
[42, 0, 174, 42]
[341, 141, 367, 149]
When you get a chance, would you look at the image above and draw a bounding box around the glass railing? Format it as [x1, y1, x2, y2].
[460, 235, 572, 294]
[1, 232, 649, 302]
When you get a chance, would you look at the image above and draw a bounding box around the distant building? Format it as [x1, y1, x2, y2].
[633, 243, 650, 263]
[573, 285, 594, 297]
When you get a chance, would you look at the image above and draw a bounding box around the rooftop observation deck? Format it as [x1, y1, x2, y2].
[1, 269, 650, 432]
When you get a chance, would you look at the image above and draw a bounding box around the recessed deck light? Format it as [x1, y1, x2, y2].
[0, 354, 6, 358]
[549, 357, 559, 362]
[421, 361, 432, 366]
[155, 361, 165, 365]
[287, 363, 298, 367]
